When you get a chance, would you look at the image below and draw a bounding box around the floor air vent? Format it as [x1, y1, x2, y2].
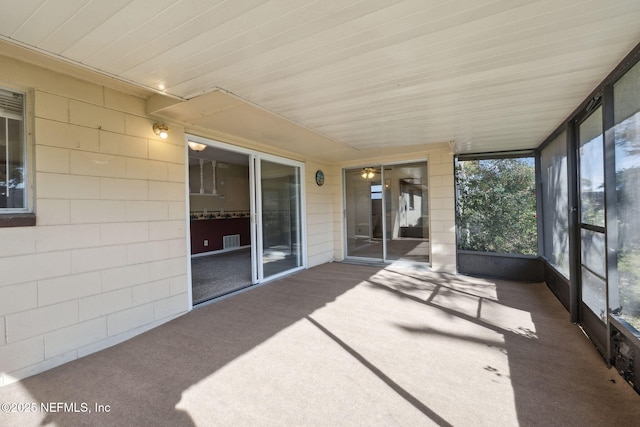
[223, 234, 241, 249]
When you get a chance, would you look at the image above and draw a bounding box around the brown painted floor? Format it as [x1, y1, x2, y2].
[1, 262, 639, 426]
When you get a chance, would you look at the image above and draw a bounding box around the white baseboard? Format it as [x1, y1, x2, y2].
[191, 245, 251, 258]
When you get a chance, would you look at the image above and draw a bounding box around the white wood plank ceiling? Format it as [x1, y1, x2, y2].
[1, 0, 639, 160]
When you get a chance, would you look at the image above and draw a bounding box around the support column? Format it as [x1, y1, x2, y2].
[429, 150, 457, 273]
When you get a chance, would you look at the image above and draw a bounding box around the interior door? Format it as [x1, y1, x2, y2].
[578, 105, 608, 353]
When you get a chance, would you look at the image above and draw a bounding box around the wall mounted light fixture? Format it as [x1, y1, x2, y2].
[187, 141, 207, 152]
[153, 123, 169, 139]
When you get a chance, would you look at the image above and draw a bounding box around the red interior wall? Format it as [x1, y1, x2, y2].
[190, 218, 251, 254]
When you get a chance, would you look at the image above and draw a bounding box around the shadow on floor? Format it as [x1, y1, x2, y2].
[363, 266, 640, 426]
[0, 263, 383, 426]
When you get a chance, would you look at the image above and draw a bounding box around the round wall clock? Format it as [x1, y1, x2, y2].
[315, 170, 325, 186]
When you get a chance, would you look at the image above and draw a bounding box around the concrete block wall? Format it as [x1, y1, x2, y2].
[305, 161, 341, 267]
[0, 58, 189, 386]
[428, 150, 457, 273]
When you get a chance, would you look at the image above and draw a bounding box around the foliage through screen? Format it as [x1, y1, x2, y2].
[456, 157, 537, 255]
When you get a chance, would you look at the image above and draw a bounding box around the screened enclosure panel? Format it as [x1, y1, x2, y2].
[581, 228, 606, 279]
[579, 107, 605, 228]
[581, 266, 607, 321]
[456, 158, 537, 255]
[614, 60, 640, 331]
[541, 131, 570, 277]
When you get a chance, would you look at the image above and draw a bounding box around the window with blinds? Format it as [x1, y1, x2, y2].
[0, 88, 26, 211]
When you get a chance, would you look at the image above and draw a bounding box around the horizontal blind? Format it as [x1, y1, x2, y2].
[0, 89, 24, 120]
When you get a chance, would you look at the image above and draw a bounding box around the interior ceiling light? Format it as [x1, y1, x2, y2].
[153, 123, 169, 139]
[361, 167, 376, 179]
[187, 141, 207, 152]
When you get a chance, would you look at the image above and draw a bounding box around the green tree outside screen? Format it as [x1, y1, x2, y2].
[456, 158, 537, 255]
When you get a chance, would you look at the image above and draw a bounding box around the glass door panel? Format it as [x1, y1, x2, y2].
[578, 106, 607, 322]
[345, 166, 383, 260]
[385, 162, 429, 262]
[260, 159, 302, 279]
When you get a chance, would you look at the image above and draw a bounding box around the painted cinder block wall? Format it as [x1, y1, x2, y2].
[428, 150, 457, 273]
[306, 162, 340, 267]
[0, 57, 190, 386]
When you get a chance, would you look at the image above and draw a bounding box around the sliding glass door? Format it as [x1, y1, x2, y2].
[344, 161, 429, 263]
[187, 136, 305, 305]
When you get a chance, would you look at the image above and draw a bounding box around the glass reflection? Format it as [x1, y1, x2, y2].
[385, 162, 429, 262]
[261, 160, 302, 278]
[345, 166, 384, 259]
